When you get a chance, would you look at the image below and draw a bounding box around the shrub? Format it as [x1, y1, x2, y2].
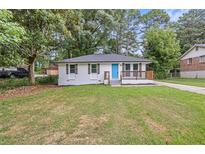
[0, 76, 58, 93]
[0, 78, 29, 92]
[36, 75, 58, 85]
[154, 71, 169, 79]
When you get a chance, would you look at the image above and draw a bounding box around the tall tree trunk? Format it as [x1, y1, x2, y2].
[28, 55, 36, 85]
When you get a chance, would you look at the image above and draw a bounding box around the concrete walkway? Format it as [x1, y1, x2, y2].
[154, 81, 205, 95]
[111, 84, 157, 87]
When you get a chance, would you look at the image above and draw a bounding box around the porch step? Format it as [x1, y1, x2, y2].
[110, 80, 121, 85]
[121, 79, 154, 85]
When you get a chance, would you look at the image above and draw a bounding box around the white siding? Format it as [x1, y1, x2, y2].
[180, 71, 205, 78]
[58, 62, 148, 85]
[58, 64, 67, 85]
[182, 47, 205, 60]
[58, 63, 110, 85]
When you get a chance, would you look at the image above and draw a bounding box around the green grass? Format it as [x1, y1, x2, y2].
[0, 76, 57, 93]
[159, 78, 205, 87]
[0, 85, 205, 144]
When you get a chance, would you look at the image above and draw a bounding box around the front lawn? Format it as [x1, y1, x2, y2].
[159, 78, 205, 88]
[0, 85, 205, 144]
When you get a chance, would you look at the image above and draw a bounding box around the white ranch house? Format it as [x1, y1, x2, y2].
[57, 54, 153, 85]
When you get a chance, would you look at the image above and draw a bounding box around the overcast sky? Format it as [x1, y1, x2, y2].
[140, 9, 189, 21]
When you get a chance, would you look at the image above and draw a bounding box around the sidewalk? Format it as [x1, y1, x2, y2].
[154, 81, 205, 95]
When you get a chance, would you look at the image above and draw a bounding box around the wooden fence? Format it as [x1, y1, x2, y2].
[146, 71, 154, 80]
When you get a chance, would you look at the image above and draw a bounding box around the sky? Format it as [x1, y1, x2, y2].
[140, 9, 189, 21]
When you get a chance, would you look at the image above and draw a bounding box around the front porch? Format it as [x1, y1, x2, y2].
[104, 71, 154, 85]
[121, 71, 154, 84]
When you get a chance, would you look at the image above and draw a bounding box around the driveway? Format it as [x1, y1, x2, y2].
[155, 81, 205, 95]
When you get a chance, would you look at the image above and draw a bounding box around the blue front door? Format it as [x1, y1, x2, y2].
[112, 64, 118, 79]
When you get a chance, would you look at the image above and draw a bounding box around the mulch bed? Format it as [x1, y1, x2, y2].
[0, 85, 59, 100]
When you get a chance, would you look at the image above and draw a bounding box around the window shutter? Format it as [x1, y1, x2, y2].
[66, 64, 69, 74]
[97, 64, 100, 74]
[88, 64, 90, 74]
[75, 64, 78, 74]
[139, 63, 142, 77]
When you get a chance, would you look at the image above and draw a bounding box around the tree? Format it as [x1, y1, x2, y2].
[0, 10, 26, 66]
[176, 10, 205, 54]
[140, 10, 170, 31]
[107, 10, 140, 54]
[57, 10, 140, 58]
[140, 10, 170, 54]
[58, 10, 115, 59]
[11, 10, 66, 84]
[144, 27, 181, 79]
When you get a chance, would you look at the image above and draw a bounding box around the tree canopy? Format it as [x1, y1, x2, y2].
[144, 27, 181, 78]
[140, 9, 170, 30]
[59, 10, 115, 58]
[11, 10, 67, 84]
[0, 10, 26, 66]
[176, 10, 205, 53]
[1, 9, 205, 81]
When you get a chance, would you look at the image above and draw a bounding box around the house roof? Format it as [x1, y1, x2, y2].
[180, 44, 205, 59]
[57, 54, 152, 63]
[47, 63, 58, 70]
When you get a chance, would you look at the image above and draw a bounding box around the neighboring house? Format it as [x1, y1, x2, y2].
[57, 54, 153, 85]
[180, 44, 205, 78]
[46, 64, 58, 76]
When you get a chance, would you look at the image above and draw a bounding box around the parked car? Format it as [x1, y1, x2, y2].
[0, 67, 29, 78]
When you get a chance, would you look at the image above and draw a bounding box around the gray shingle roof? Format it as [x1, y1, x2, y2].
[57, 54, 151, 63]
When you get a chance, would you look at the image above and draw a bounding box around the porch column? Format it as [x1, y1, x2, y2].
[122, 63, 125, 79]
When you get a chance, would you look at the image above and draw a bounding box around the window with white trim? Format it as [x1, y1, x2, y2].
[133, 64, 138, 71]
[91, 64, 97, 73]
[125, 64, 130, 71]
[70, 64, 76, 73]
[199, 55, 205, 63]
[187, 58, 192, 64]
